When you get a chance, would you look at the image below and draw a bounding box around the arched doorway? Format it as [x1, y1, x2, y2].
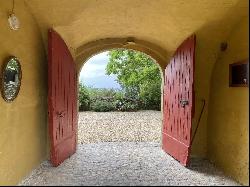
[78, 49, 163, 146]
[48, 29, 195, 167]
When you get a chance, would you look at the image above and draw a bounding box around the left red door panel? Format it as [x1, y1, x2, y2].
[48, 29, 77, 166]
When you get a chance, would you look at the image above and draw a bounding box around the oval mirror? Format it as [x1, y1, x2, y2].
[1, 56, 22, 102]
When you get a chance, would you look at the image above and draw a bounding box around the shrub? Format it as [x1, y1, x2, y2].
[115, 97, 139, 111]
[78, 83, 90, 111]
[139, 81, 161, 110]
[91, 100, 116, 112]
[78, 83, 160, 112]
[123, 102, 138, 111]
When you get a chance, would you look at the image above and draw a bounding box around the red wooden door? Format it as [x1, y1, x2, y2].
[162, 35, 196, 166]
[48, 29, 77, 166]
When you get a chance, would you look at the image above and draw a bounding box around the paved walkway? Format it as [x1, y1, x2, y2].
[19, 142, 239, 186]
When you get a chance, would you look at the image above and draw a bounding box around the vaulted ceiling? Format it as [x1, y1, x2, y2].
[23, 0, 248, 67]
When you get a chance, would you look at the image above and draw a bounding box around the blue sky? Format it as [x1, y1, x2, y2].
[79, 51, 121, 89]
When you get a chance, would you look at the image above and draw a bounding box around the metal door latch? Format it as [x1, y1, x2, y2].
[57, 111, 65, 118]
[180, 100, 189, 107]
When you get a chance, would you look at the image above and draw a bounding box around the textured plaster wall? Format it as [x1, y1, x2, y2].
[0, 0, 47, 185]
[0, 0, 248, 185]
[25, 0, 248, 161]
[207, 17, 249, 185]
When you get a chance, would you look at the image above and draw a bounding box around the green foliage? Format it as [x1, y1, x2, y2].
[78, 82, 90, 111]
[78, 85, 121, 112]
[88, 87, 118, 101]
[115, 97, 139, 111]
[91, 100, 116, 112]
[88, 88, 118, 111]
[78, 49, 162, 112]
[78, 84, 141, 112]
[106, 49, 161, 110]
[139, 81, 161, 110]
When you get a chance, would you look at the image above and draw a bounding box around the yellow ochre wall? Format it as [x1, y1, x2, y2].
[0, 1, 47, 185]
[207, 17, 249, 185]
[0, 0, 248, 185]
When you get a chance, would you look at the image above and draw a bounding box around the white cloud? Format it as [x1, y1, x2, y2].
[88, 51, 109, 62]
[81, 63, 106, 78]
[79, 51, 109, 79]
[80, 52, 120, 88]
[79, 51, 120, 89]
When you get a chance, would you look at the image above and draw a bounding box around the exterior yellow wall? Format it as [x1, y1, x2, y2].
[0, 0, 47, 185]
[207, 17, 249, 185]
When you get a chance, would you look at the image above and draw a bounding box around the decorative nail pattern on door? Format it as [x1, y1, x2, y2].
[162, 35, 196, 166]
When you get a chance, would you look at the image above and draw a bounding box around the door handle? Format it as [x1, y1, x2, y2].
[180, 100, 189, 107]
[56, 111, 65, 118]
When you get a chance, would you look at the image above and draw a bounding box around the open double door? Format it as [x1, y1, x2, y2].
[48, 29, 195, 167]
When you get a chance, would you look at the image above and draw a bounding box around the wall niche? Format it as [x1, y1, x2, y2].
[229, 59, 249, 87]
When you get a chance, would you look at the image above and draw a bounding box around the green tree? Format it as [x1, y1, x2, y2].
[78, 82, 90, 111]
[106, 49, 161, 110]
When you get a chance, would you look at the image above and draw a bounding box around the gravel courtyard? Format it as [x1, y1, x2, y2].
[78, 111, 162, 144]
[19, 111, 240, 186]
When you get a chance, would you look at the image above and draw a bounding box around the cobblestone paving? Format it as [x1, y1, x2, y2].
[19, 142, 240, 186]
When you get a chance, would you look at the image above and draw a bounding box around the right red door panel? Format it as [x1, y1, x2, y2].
[162, 35, 196, 166]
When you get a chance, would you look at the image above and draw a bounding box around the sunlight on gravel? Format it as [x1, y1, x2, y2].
[78, 110, 162, 144]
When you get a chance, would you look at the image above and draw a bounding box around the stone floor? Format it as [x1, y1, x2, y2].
[19, 142, 240, 186]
